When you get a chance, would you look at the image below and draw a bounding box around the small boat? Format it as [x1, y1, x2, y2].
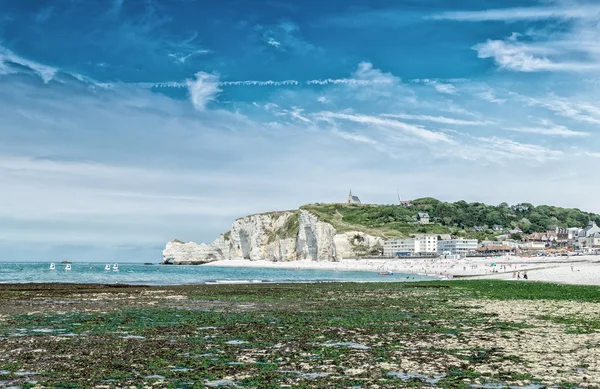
[379, 271, 393, 276]
[104, 264, 111, 271]
[49, 263, 56, 271]
[112, 263, 119, 272]
[65, 264, 72, 271]
[61, 260, 72, 264]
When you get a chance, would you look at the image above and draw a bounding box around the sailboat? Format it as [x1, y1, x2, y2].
[104, 264, 111, 271]
[49, 263, 56, 271]
[65, 264, 72, 271]
[112, 263, 119, 272]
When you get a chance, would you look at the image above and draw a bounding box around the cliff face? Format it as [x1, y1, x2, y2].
[162, 209, 383, 265]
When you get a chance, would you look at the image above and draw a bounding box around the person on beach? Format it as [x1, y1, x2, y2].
[523, 272, 528, 280]
[517, 271, 521, 279]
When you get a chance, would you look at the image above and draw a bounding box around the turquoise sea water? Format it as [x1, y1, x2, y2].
[0, 262, 436, 285]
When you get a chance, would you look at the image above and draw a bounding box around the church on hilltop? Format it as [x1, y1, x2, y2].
[347, 189, 362, 205]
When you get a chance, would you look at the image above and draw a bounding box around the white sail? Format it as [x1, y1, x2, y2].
[49, 263, 56, 270]
[112, 263, 119, 272]
[65, 264, 72, 271]
[104, 264, 111, 271]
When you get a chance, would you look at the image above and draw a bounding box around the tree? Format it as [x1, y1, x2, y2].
[510, 233, 523, 241]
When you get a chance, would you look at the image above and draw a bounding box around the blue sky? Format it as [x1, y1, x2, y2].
[1, 0, 600, 261]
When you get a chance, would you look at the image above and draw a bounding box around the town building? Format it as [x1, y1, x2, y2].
[583, 232, 600, 252]
[437, 239, 477, 257]
[519, 241, 546, 251]
[480, 240, 520, 249]
[524, 232, 558, 248]
[476, 245, 515, 255]
[383, 235, 437, 257]
[347, 189, 361, 205]
[577, 222, 600, 252]
[567, 227, 582, 248]
[417, 212, 430, 225]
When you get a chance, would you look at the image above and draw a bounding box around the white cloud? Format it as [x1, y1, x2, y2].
[382, 113, 492, 126]
[222, 79, 299, 86]
[474, 39, 573, 72]
[432, 83, 458, 95]
[266, 37, 281, 47]
[306, 62, 399, 86]
[317, 96, 328, 103]
[185, 72, 222, 110]
[429, 5, 600, 22]
[0, 45, 57, 83]
[352, 61, 399, 83]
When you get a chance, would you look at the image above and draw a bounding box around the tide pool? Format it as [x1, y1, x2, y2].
[0, 262, 436, 285]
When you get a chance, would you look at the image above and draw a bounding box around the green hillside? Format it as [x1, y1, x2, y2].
[300, 198, 600, 240]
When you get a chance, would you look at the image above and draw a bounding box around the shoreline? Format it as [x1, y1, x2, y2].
[200, 255, 600, 286]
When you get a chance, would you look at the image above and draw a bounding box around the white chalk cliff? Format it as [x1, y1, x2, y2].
[162, 210, 383, 265]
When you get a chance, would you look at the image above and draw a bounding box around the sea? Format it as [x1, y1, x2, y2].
[0, 262, 437, 285]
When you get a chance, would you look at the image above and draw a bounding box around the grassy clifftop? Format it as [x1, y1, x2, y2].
[300, 203, 449, 238]
[300, 198, 600, 240]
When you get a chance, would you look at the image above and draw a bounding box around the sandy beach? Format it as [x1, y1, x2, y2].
[202, 255, 600, 285]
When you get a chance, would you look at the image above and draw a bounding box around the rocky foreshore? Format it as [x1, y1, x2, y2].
[162, 209, 383, 265]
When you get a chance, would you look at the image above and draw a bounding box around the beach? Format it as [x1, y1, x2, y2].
[203, 255, 600, 285]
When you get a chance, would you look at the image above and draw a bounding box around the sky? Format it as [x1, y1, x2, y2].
[1, 0, 600, 262]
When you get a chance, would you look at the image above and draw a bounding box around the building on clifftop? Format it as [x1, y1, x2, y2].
[417, 212, 430, 225]
[347, 189, 361, 205]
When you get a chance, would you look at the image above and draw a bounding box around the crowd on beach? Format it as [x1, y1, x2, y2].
[204, 254, 600, 285]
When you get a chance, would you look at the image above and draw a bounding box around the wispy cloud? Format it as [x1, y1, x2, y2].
[517, 93, 600, 125]
[168, 49, 210, 64]
[412, 78, 459, 94]
[315, 112, 453, 144]
[473, 39, 598, 72]
[35, 6, 54, 22]
[331, 128, 379, 145]
[262, 20, 315, 54]
[428, 5, 600, 22]
[186, 72, 221, 110]
[138, 62, 400, 91]
[0, 45, 57, 83]
[107, 0, 125, 17]
[477, 89, 506, 104]
[475, 137, 563, 162]
[505, 123, 588, 137]
[382, 113, 492, 126]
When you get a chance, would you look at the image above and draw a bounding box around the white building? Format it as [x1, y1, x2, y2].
[519, 241, 545, 251]
[438, 239, 477, 257]
[384, 235, 437, 257]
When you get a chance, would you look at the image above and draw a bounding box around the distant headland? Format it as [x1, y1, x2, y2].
[163, 193, 600, 265]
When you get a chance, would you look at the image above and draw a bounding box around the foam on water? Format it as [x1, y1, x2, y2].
[0, 262, 437, 286]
